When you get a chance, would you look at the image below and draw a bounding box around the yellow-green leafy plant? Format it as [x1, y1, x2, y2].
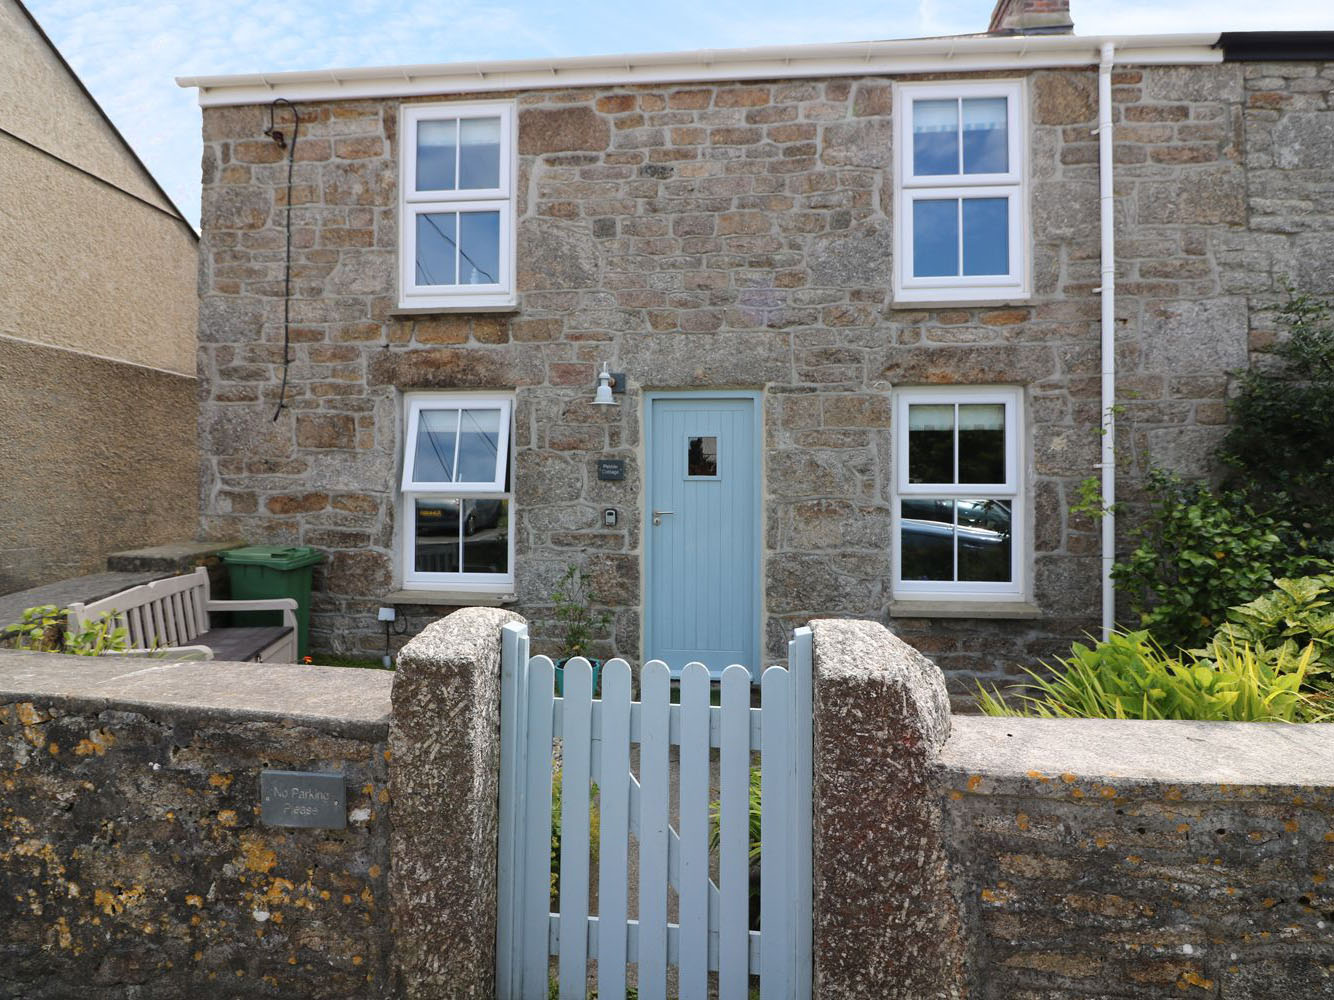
[2, 606, 130, 656]
[1215, 575, 1334, 689]
[549, 767, 600, 909]
[978, 629, 1322, 722]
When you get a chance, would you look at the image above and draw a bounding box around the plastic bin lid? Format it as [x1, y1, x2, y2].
[220, 545, 325, 569]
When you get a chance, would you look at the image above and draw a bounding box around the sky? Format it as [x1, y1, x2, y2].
[23, 0, 1334, 229]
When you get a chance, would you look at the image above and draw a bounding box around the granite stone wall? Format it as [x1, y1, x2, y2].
[195, 61, 1334, 693]
[811, 618, 1334, 999]
[0, 654, 393, 999]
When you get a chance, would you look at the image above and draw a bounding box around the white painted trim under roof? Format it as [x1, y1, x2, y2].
[176, 32, 1222, 107]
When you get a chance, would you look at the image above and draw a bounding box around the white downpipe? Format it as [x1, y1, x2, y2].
[1098, 42, 1117, 640]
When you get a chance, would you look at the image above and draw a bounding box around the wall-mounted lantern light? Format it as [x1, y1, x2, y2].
[593, 362, 619, 406]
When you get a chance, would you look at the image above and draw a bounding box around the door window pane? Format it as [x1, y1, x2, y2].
[413, 409, 459, 483]
[455, 408, 503, 482]
[416, 119, 457, 191]
[459, 117, 501, 190]
[900, 499, 954, 581]
[958, 404, 1006, 483]
[461, 499, 509, 573]
[913, 199, 958, 278]
[416, 212, 458, 286]
[912, 99, 959, 175]
[907, 404, 954, 484]
[962, 198, 1009, 276]
[687, 436, 718, 477]
[458, 211, 501, 285]
[962, 97, 1008, 174]
[414, 498, 460, 573]
[958, 499, 1012, 582]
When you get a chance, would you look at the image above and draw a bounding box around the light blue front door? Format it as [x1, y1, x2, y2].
[646, 395, 759, 676]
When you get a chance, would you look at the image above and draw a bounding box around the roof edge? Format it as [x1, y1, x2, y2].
[177, 32, 1223, 108]
[13, 0, 196, 238]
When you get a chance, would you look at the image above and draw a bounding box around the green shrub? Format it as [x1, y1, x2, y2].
[1220, 291, 1334, 550]
[1111, 469, 1326, 651]
[978, 629, 1324, 722]
[1216, 575, 1334, 690]
[549, 768, 599, 910]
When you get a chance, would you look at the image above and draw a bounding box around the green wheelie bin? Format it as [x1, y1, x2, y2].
[219, 545, 324, 659]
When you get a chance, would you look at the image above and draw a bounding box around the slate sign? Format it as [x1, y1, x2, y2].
[260, 770, 346, 829]
[597, 459, 626, 481]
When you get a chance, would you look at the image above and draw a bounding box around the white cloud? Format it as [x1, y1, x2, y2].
[22, 0, 1334, 227]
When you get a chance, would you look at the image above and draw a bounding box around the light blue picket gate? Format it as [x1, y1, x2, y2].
[496, 623, 812, 1000]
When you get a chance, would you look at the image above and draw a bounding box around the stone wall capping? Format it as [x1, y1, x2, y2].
[888, 599, 1043, 620]
[0, 649, 392, 740]
[942, 715, 1334, 787]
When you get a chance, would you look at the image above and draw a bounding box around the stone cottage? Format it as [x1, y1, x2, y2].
[177, 0, 1334, 697]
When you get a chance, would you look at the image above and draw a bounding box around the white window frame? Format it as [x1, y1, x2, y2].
[893, 80, 1029, 304]
[892, 385, 1026, 601]
[399, 101, 517, 312]
[400, 392, 515, 593]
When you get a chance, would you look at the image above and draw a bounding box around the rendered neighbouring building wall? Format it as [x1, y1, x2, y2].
[0, 0, 199, 593]
[194, 62, 1329, 691]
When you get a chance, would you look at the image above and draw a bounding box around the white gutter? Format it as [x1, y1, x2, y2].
[1097, 41, 1117, 640]
[176, 32, 1221, 106]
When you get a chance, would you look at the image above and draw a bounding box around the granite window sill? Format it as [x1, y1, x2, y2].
[889, 600, 1042, 620]
[382, 589, 516, 608]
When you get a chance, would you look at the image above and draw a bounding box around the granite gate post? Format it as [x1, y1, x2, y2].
[808, 618, 965, 999]
[388, 606, 525, 999]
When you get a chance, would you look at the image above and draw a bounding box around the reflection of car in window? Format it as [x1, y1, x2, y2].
[900, 498, 1011, 582]
[416, 498, 503, 536]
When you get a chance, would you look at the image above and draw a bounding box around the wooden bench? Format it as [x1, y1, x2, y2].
[66, 567, 298, 663]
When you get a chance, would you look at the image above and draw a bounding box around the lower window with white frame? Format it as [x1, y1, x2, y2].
[400, 393, 514, 593]
[892, 386, 1024, 599]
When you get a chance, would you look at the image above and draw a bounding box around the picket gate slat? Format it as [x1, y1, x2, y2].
[678, 663, 711, 1000]
[497, 627, 810, 1000]
[521, 655, 556, 1000]
[558, 658, 594, 1000]
[637, 660, 671, 1000]
[759, 665, 792, 1000]
[597, 659, 633, 1000]
[718, 663, 752, 1000]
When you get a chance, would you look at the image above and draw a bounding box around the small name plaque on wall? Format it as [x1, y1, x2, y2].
[597, 459, 626, 481]
[260, 770, 346, 829]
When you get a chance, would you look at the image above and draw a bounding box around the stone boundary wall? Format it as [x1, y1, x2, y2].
[0, 652, 394, 999]
[810, 618, 1334, 999]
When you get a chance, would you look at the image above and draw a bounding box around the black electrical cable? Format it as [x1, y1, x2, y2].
[267, 98, 299, 422]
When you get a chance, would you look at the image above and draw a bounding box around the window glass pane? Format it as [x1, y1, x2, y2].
[913, 199, 959, 278]
[416, 119, 457, 191]
[907, 404, 954, 484]
[458, 117, 501, 190]
[414, 498, 460, 573]
[458, 211, 501, 285]
[958, 404, 1007, 483]
[461, 499, 509, 573]
[416, 212, 458, 286]
[962, 198, 1009, 277]
[901, 499, 954, 581]
[687, 436, 718, 476]
[912, 99, 958, 175]
[413, 409, 459, 483]
[456, 408, 503, 482]
[962, 97, 1008, 174]
[958, 499, 1012, 582]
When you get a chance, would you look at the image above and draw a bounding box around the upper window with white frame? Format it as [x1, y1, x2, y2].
[399, 102, 516, 312]
[893, 81, 1027, 304]
[400, 393, 514, 593]
[893, 386, 1024, 600]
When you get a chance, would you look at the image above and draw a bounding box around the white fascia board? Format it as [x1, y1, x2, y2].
[177, 33, 1222, 107]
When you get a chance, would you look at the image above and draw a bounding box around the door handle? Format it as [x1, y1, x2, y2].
[652, 509, 674, 526]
